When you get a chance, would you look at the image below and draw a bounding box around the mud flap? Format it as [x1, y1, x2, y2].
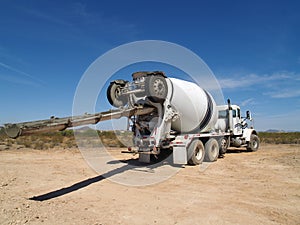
[139, 153, 150, 163]
[173, 146, 187, 164]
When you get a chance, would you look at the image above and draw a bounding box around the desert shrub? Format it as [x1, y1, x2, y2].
[0, 127, 6, 140]
[6, 139, 13, 147]
[99, 130, 132, 147]
[61, 130, 74, 137]
[259, 132, 300, 144]
[0, 128, 133, 149]
[98, 130, 116, 139]
[33, 140, 46, 149]
[23, 140, 32, 148]
[75, 129, 97, 137]
[64, 140, 77, 149]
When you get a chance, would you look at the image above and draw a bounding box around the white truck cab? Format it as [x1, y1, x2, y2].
[216, 104, 243, 135]
[215, 100, 259, 153]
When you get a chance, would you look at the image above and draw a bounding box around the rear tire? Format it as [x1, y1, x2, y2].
[145, 75, 168, 103]
[107, 81, 127, 107]
[247, 134, 260, 152]
[204, 138, 219, 162]
[187, 140, 205, 165]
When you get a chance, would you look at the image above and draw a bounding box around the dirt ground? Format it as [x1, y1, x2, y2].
[0, 144, 299, 225]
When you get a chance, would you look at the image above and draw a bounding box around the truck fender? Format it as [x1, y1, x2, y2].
[243, 128, 257, 142]
[111, 79, 128, 86]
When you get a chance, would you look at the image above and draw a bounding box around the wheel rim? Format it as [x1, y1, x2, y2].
[221, 138, 227, 149]
[153, 79, 166, 97]
[195, 147, 203, 160]
[252, 139, 258, 149]
[115, 86, 122, 98]
[212, 144, 218, 158]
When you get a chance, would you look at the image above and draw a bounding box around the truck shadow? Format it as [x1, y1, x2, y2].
[29, 174, 106, 201]
[29, 163, 129, 201]
[29, 153, 178, 202]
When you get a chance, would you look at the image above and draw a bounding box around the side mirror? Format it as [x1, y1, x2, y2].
[246, 110, 252, 121]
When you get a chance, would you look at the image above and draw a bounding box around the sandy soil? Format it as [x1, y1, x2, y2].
[0, 144, 299, 225]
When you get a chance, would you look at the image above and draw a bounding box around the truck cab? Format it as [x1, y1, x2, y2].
[215, 100, 259, 151]
[216, 104, 243, 135]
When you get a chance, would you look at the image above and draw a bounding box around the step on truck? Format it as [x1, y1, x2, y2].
[3, 71, 260, 165]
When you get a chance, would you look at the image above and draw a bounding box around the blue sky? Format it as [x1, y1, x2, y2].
[0, 0, 299, 131]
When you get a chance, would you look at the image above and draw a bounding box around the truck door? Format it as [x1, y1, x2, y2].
[232, 107, 243, 135]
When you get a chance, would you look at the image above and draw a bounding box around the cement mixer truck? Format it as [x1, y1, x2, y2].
[3, 71, 259, 165]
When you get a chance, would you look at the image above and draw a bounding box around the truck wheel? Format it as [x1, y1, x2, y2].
[218, 137, 229, 155]
[145, 75, 168, 103]
[204, 138, 219, 162]
[107, 81, 127, 107]
[247, 134, 260, 152]
[187, 140, 205, 165]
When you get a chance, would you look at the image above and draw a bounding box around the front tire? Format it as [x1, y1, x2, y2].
[218, 136, 229, 155]
[187, 140, 205, 165]
[247, 134, 260, 151]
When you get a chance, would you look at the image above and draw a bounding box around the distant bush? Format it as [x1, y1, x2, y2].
[98, 130, 132, 148]
[259, 132, 300, 144]
[0, 129, 133, 149]
[61, 130, 74, 137]
[0, 127, 5, 137]
[1, 128, 299, 150]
